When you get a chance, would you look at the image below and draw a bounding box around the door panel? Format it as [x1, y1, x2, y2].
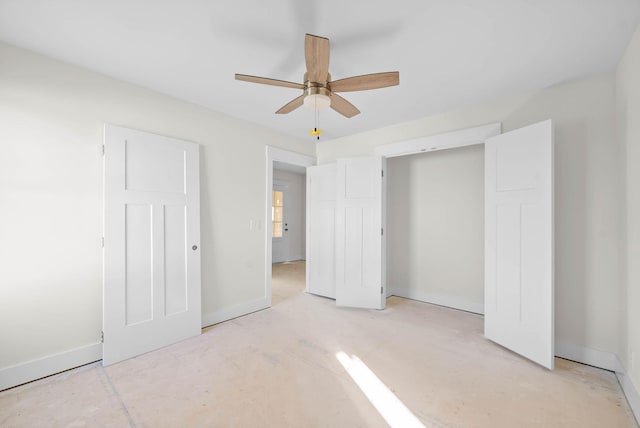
[124, 204, 153, 325]
[103, 124, 201, 366]
[336, 157, 384, 309]
[485, 120, 554, 369]
[306, 164, 337, 298]
[164, 205, 188, 316]
[125, 137, 186, 193]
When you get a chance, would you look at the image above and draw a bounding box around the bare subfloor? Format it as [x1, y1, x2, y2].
[1, 261, 637, 427]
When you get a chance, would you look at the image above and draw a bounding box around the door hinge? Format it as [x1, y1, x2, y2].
[102, 145, 105, 156]
[381, 170, 384, 177]
[101, 331, 104, 343]
[381, 228, 384, 236]
[381, 286, 384, 295]
[101, 237, 104, 247]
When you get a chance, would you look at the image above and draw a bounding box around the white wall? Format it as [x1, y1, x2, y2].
[617, 22, 640, 406]
[0, 42, 312, 372]
[318, 73, 623, 361]
[273, 169, 306, 261]
[386, 145, 484, 313]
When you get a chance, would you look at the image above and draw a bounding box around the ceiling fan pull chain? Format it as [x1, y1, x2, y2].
[312, 102, 321, 141]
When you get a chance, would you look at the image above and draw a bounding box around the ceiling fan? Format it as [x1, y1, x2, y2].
[235, 34, 399, 118]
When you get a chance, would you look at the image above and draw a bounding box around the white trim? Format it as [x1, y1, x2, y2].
[374, 123, 501, 158]
[382, 293, 640, 422]
[388, 288, 484, 315]
[0, 343, 102, 391]
[376, 125, 498, 315]
[616, 370, 640, 425]
[202, 297, 269, 327]
[268, 146, 316, 169]
[554, 341, 624, 372]
[551, 341, 640, 423]
[265, 146, 316, 308]
[550, 343, 639, 423]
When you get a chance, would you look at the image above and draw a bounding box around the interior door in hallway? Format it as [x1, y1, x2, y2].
[103, 124, 201, 366]
[272, 184, 289, 263]
[484, 120, 554, 369]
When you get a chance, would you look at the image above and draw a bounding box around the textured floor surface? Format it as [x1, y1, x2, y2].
[0, 261, 637, 427]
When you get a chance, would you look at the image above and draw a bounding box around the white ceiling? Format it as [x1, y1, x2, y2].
[1, 0, 639, 142]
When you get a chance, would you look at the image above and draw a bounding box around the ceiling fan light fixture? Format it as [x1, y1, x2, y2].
[304, 93, 331, 110]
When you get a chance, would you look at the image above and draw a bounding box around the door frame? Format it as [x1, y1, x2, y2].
[374, 121, 556, 370]
[374, 122, 501, 310]
[374, 123, 501, 158]
[265, 146, 316, 306]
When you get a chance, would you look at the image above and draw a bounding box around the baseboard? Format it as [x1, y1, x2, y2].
[0, 342, 102, 391]
[388, 288, 484, 315]
[202, 297, 269, 328]
[387, 290, 639, 420]
[2, 307, 636, 425]
[554, 341, 624, 372]
[616, 369, 640, 425]
[555, 343, 639, 423]
[0, 298, 270, 391]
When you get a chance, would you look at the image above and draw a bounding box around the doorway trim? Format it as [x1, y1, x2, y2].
[374, 123, 501, 158]
[265, 146, 316, 306]
[373, 122, 501, 314]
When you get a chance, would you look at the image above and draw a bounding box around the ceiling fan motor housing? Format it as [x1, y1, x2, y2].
[303, 72, 331, 109]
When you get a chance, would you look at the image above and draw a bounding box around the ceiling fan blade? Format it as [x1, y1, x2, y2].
[330, 94, 360, 118]
[329, 72, 399, 93]
[305, 34, 330, 83]
[235, 74, 304, 90]
[276, 95, 305, 114]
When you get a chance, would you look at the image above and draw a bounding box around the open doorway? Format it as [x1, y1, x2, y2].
[272, 162, 307, 305]
[386, 144, 485, 315]
[265, 146, 315, 307]
[377, 121, 555, 369]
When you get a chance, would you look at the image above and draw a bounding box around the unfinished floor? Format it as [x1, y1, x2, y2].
[0, 261, 637, 427]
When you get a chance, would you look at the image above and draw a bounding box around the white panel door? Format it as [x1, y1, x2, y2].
[272, 184, 289, 263]
[485, 120, 554, 369]
[335, 157, 384, 309]
[306, 164, 337, 298]
[103, 124, 201, 366]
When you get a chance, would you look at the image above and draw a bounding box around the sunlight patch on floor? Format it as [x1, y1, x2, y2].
[336, 351, 426, 428]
